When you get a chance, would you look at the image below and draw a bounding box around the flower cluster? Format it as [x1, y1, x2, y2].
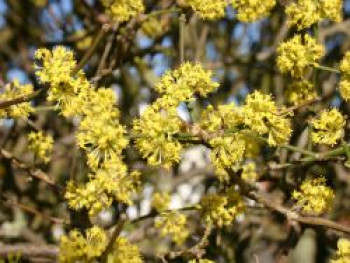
[107, 237, 143, 263]
[339, 52, 350, 101]
[285, 80, 317, 106]
[100, 0, 144, 22]
[65, 162, 140, 216]
[242, 91, 292, 146]
[209, 135, 246, 169]
[151, 192, 171, 212]
[141, 17, 166, 38]
[35, 46, 90, 117]
[155, 212, 189, 245]
[200, 188, 245, 227]
[241, 162, 258, 183]
[59, 226, 108, 263]
[232, 0, 276, 22]
[292, 177, 334, 215]
[133, 62, 218, 168]
[286, 0, 342, 30]
[332, 238, 350, 263]
[0, 80, 34, 120]
[277, 34, 324, 78]
[59, 226, 143, 263]
[185, 0, 228, 20]
[311, 109, 346, 145]
[198, 91, 291, 170]
[28, 131, 54, 163]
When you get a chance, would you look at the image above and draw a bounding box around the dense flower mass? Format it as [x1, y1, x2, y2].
[0, 80, 34, 119]
[232, 0, 276, 22]
[286, 0, 343, 30]
[339, 52, 350, 101]
[332, 238, 350, 263]
[277, 34, 324, 78]
[59, 227, 143, 263]
[108, 237, 143, 263]
[100, 0, 144, 22]
[59, 226, 108, 263]
[285, 80, 317, 106]
[34, 46, 91, 116]
[311, 109, 346, 145]
[151, 192, 171, 212]
[155, 212, 189, 245]
[133, 106, 183, 168]
[185, 0, 228, 20]
[292, 177, 334, 215]
[28, 131, 54, 163]
[242, 91, 292, 146]
[155, 62, 219, 107]
[209, 135, 246, 169]
[65, 163, 140, 216]
[200, 188, 245, 227]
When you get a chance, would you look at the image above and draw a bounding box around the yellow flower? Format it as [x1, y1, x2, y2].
[28, 131, 54, 163]
[72, 30, 93, 50]
[332, 238, 350, 263]
[100, 0, 144, 22]
[133, 106, 182, 168]
[155, 62, 219, 107]
[65, 163, 140, 216]
[0, 80, 34, 119]
[155, 212, 189, 245]
[151, 192, 171, 212]
[286, 0, 342, 30]
[277, 34, 324, 78]
[35, 46, 77, 86]
[59, 226, 108, 263]
[241, 162, 258, 183]
[108, 237, 143, 263]
[200, 103, 243, 133]
[285, 80, 317, 106]
[232, 0, 276, 22]
[292, 177, 334, 215]
[200, 188, 245, 227]
[209, 135, 246, 169]
[242, 91, 292, 146]
[186, 0, 228, 20]
[339, 52, 350, 101]
[34, 46, 91, 116]
[311, 108, 346, 145]
[141, 17, 166, 38]
[76, 88, 127, 170]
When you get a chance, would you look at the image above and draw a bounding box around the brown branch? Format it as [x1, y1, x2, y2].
[0, 194, 68, 225]
[0, 244, 58, 259]
[0, 148, 62, 193]
[101, 214, 127, 262]
[248, 191, 350, 234]
[0, 88, 47, 110]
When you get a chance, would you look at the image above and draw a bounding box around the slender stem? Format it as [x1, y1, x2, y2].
[314, 64, 340, 74]
[280, 144, 317, 157]
[145, 8, 181, 19]
[101, 214, 127, 262]
[74, 24, 110, 75]
[179, 14, 186, 63]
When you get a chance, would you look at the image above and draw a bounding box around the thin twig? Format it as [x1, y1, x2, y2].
[179, 14, 186, 63]
[0, 195, 68, 225]
[101, 214, 128, 262]
[0, 148, 62, 193]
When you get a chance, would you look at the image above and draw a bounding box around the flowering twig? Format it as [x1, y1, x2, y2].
[101, 214, 128, 262]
